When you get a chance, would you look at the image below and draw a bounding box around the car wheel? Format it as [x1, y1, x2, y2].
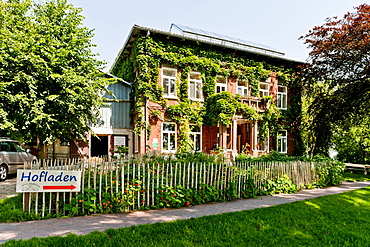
[0, 164, 8, 182]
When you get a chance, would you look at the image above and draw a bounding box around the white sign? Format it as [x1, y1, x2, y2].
[16, 170, 82, 193]
[152, 138, 159, 148]
[114, 136, 126, 146]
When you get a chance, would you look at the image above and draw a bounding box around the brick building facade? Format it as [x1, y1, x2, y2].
[111, 24, 304, 158]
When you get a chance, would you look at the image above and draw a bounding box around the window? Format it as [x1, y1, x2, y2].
[162, 123, 176, 152]
[277, 130, 287, 153]
[60, 138, 70, 146]
[215, 75, 227, 93]
[162, 68, 177, 98]
[188, 72, 202, 101]
[259, 82, 269, 97]
[189, 125, 202, 152]
[277, 85, 287, 109]
[0, 142, 15, 152]
[237, 79, 249, 96]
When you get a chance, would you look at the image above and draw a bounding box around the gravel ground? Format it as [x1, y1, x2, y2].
[0, 174, 18, 200]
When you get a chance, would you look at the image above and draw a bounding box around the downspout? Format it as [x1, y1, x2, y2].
[145, 96, 148, 153]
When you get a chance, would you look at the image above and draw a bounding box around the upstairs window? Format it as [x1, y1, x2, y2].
[237, 79, 249, 96]
[189, 125, 202, 152]
[277, 85, 287, 109]
[277, 130, 287, 153]
[162, 123, 176, 153]
[162, 68, 177, 98]
[259, 82, 269, 97]
[215, 75, 227, 93]
[188, 72, 202, 101]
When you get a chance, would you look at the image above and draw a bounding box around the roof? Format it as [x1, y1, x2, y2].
[170, 24, 284, 57]
[104, 72, 131, 87]
[110, 24, 303, 71]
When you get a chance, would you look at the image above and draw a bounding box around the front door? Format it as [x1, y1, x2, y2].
[237, 122, 252, 154]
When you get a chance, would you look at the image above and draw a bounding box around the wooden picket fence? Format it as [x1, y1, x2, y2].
[22, 157, 320, 217]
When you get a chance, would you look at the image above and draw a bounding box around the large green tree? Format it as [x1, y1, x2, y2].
[333, 114, 370, 164]
[0, 0, 110, 145]
[300, 4, 370, 155]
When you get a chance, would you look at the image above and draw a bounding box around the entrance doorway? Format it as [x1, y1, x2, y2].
[91, 135, 108, 157]
[237, 122, 252, 154]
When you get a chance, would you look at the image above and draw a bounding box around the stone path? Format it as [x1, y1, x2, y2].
[1, 181, 369, 244]
[0, 174, 18, 200]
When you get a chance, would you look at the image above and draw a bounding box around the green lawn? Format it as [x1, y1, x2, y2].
[2, 174, 370, 246]
[343, 172, 370, 182]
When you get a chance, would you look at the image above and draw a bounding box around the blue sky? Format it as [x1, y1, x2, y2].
[67, 0, 367, 71]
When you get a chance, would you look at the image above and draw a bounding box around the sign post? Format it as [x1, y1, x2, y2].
[16, 170, 82, 193]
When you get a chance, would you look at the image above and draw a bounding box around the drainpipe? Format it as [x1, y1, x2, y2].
[145, 97, 148, 153]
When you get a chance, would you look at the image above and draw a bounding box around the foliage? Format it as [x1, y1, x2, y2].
[314, 160, 345, 187]
[127, 152, 225, 164]
[0, 194, 46, 223]
[62, 178, 144, 215]
[300, 4, 370, 155]
[0, 0, 111, 144]
[203, 92, 239, 126]
[235, 152, 345, 188]
[167, 102, 202, 153]
[332, 116, 370, 164]
[235, 150, 309, 162]
[264, 174, 298, 195]
[203, 92, 262, 127]
[111, 145, 129, 160]
[173, 152, 225, 163]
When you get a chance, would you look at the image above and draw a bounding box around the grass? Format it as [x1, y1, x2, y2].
[2, 174, 370, 246]
[343, 171, 370, 182]
[0, 195, 45, 223]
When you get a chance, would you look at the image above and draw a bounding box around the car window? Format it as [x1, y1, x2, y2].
[11, 142, 24, 152]
[0, 142, 12, 152]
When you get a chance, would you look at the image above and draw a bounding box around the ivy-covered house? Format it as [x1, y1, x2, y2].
[110, 24, 304, 158]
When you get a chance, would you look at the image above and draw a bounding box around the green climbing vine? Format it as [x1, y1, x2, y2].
[167, 102, 202, 153]
[111, 34, 301, 153]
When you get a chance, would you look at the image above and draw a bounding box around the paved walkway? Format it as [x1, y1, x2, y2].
[0, 174, 17, 200]
[1, 181, 370, 244]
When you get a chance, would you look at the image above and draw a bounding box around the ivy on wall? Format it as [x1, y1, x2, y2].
[111, 34, 302, 153]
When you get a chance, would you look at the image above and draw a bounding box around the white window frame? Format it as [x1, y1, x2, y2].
[277, 130, 287, 153]
[259, 82, 269, 97]
[189, 124, 202, 152]
[215, 75, 227, 94]
[162, 67, 177, 98]
[162, 122, 177, 153]
[277, 85, 287, 110]
[237, 79, 249, 96]
[188, 72, 203, 101]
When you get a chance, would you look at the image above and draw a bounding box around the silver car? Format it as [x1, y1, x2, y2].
[0, 137, 37, 181]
